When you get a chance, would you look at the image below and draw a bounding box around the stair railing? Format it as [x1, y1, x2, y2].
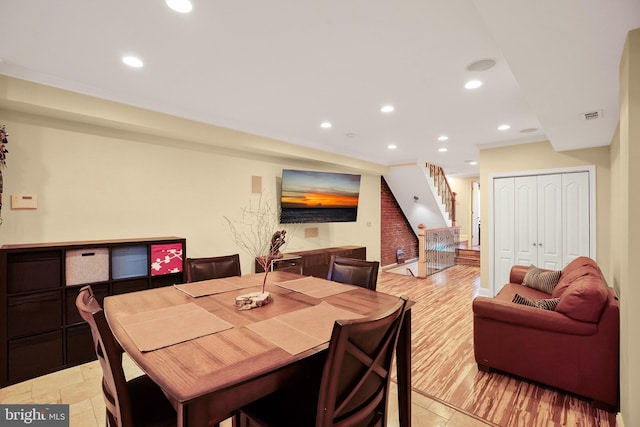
[417, 225, 460, 277]
[426, 162, 456, 225]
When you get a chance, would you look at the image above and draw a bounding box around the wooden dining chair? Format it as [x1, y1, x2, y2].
[185, 253, 241, 282]
[327, 255, 380, 291]
[75, 285, 177, 427]
[237, 295, 409, 427]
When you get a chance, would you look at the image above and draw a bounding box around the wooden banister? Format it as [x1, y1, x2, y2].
[426, 163, 456, 226]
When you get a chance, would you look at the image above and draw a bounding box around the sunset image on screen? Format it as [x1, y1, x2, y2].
[281, 170, 360, 208]
[280, 170, 361, 223]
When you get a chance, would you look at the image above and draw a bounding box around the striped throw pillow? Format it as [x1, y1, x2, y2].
[512, 293, 560, 311]
[522, 266, 561, 295]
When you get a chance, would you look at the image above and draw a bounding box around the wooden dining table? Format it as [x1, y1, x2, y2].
[104, 271, 412, 426]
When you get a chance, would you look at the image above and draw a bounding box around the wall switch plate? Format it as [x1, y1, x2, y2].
[11, 194, 38, 209]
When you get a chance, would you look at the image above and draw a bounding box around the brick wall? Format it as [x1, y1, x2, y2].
[380, 177, 419, 266]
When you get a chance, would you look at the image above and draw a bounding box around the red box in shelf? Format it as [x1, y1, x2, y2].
[150, 243, 183, 276]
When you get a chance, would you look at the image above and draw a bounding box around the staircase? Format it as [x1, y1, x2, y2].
[384, 161, 481, 270]
[426, 163, 456, 226]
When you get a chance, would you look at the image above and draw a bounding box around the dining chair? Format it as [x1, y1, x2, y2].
[237, 295, 409, 427]
[185, 253, 241, 282]
[327, 255, 380, 291]
[75, 285, 177, 427]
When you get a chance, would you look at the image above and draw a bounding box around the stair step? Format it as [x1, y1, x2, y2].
[456, 248, 480, 258]
[455, 260, 479, 266]
[455, 247, 480, 267]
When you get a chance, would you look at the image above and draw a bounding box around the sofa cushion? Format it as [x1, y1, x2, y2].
[523, 266, 561, 295]
[512, 293, 560, 311]
[555, 276, 608, 322]
[553, 264, 602, 298]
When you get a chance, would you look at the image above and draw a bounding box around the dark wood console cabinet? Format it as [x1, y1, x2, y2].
[0, 237, 186, 386]
[255, 245, 366, 278]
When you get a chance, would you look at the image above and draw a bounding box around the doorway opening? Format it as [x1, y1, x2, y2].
[471, 181, 480, 248]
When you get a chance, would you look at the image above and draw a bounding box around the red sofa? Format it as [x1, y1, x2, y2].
[473, 256, 619, 411]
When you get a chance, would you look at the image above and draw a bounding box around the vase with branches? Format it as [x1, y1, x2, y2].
[224, 195, 289, 308]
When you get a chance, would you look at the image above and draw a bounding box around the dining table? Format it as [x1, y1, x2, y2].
[103, 271, 412, 426]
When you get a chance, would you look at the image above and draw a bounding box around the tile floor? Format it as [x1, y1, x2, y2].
[0, 355, 493, 426]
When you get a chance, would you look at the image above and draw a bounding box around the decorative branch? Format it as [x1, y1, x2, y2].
[224, 194, 290, 293]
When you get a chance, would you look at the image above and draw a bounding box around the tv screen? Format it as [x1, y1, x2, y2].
[280, 169, 361, 223]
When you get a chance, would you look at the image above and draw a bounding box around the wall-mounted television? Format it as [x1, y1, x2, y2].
[280, 169, 361, 223]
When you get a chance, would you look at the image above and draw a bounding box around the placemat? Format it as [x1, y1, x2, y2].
[119, 302, 233, 351]
[174, 277, 257, 297]
[275, 276, 358, 298]
[245, 301, 363, 354]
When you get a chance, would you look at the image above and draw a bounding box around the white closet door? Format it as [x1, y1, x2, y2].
[562, 172, 590, 266]
[537, 174, 562, 270]
[493, 178, 515, 292]
[514, 176, 538, 266]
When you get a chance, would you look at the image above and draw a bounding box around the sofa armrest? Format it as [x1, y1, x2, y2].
[473, 296, 597, 335]
[509, 265, 530, 284]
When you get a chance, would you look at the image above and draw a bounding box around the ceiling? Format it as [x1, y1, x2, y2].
[1, 1, 639, 176]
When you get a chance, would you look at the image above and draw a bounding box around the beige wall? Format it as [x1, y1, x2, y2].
[614, 27, 640, 427]
[0, 80, 385, 275]
[479, 140, 610, 290]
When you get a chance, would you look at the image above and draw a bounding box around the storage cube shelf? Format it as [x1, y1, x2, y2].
[65, 248, 109, 286]
[112, 246, 148, 279]
[0, 237, 186, 386]
[150, 243, 183, 276]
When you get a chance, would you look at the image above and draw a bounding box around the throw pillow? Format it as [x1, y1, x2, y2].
[512, 293, 560, 311]
[535, 297, 561, 311]
[555, 276, 608, 322]
[511, 293, 537, 307]
[522, 266, 561, 295]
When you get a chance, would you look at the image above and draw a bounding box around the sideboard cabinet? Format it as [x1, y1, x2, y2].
[255, 245, 366, 278]
[0, 237, 186, 386]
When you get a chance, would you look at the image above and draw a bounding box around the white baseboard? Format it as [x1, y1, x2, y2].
[478, 287, 492, 297]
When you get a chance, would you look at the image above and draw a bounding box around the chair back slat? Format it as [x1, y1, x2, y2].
[316, 296, 408, 427]
[76, 286, 134, 427]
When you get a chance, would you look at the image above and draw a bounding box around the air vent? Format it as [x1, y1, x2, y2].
[580, 110, 603, 121]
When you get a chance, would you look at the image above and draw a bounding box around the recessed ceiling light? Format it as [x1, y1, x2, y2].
[467, 59, 497, 72]
[166, 0, 193, 13]
[464, 80, 483, 89]
[438, 148, 448, 153]
[122, 56, 144, 68]
[387, 144, 397, 150]
[320, 122, 332, 129]
[437, 135, 449, 141]
[468, 161, 478, 166]
[498, 124, 511, 131]
[381, 105, 395, 113]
